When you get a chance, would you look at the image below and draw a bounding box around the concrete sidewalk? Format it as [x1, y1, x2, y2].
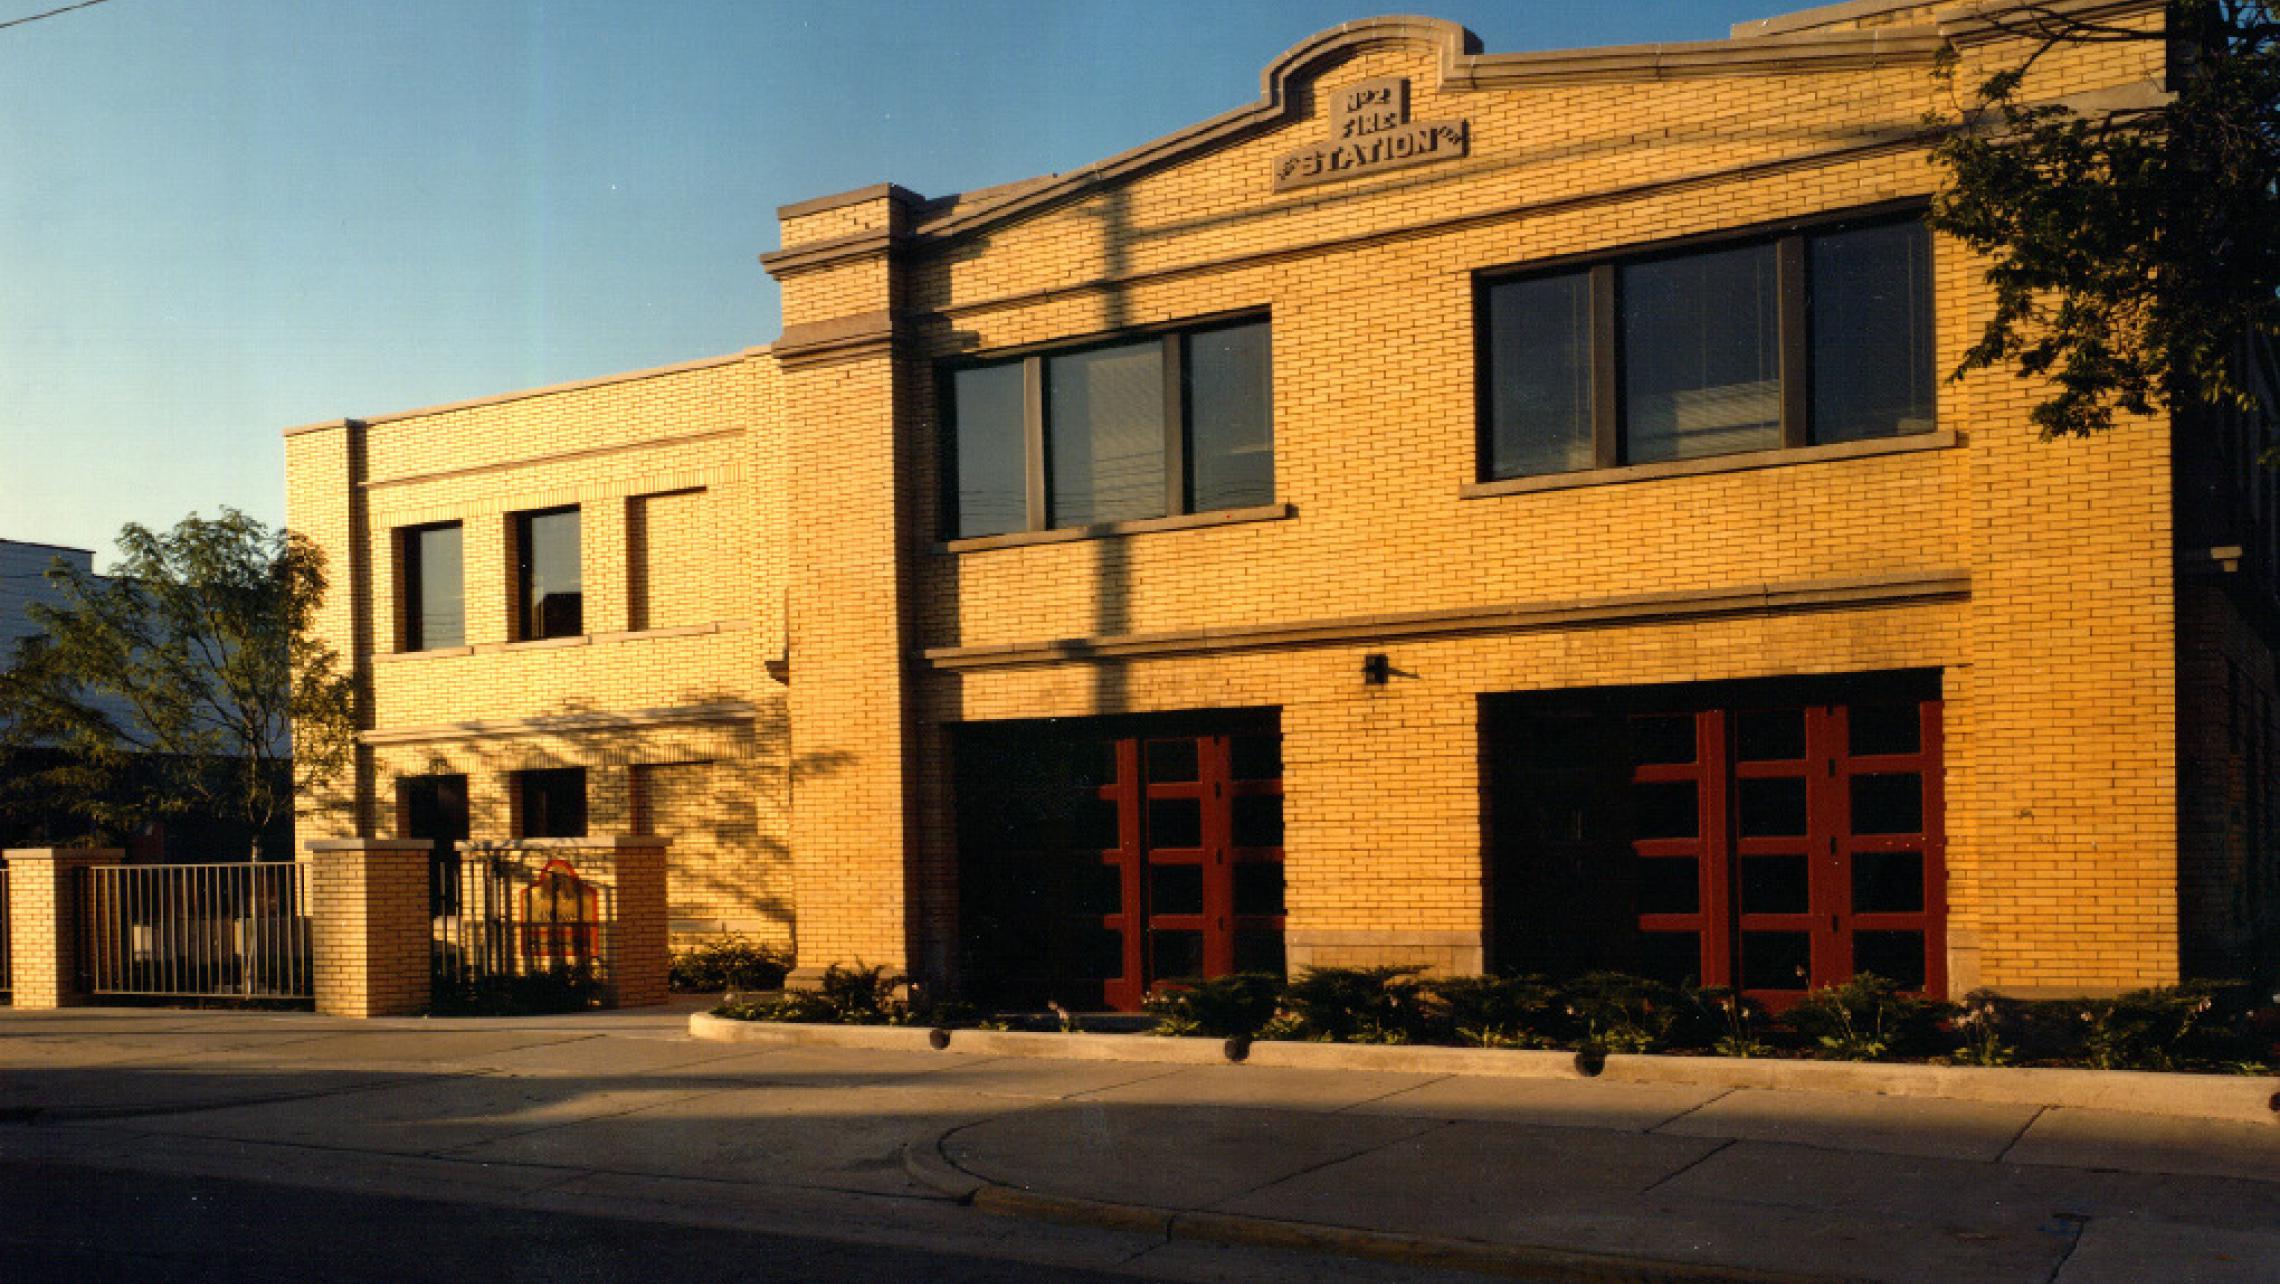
[1, 1005, 2273, 1282]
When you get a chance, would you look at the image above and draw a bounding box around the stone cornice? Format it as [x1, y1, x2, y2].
[771, 310, 906, 369]
[921, 571, 1969, 671]
[759, 225, 903, 279]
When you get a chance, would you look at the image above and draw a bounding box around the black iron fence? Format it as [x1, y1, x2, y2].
[77, 861, 312, 1001]
[0, 864, 11, 1000]
[431, 854, 607, 995]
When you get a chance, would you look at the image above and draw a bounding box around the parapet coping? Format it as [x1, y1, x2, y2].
[280, 347, 770, 438]
[1734, 0, 1938, 38]
[781, 2, 2156, 256]
[922, 570, 1970, 671]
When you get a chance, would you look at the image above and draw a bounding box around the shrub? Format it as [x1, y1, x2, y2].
[2025, 984, 2223, 1071]
[669, 935, 791, 993]
[1429, 974, 1558, 1048]
[716, 989, 836, 1023]
[710, 962, 903, 1024]
[1558, 972, 1686, 1053]
[1272, 965, 1430, 1043]
[1144, 972, 1282, 1038]
[1786, 973, 1953, 1061]
[1946, 990, 2015, 1067]
[433, 964, 603, 1016]
[818, 962, 904, 1024]
[1685, 986, 1774, 1058]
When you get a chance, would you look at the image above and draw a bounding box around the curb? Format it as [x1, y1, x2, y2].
[900, 1138, 1831, 1284]
[693, 1011, 2278, 1125]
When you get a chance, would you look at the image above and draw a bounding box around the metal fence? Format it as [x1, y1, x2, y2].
[432, 855, 607, 994]
[78, 862, 313, 1001]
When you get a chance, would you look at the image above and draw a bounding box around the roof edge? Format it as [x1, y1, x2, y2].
[280, 348, 765, 438]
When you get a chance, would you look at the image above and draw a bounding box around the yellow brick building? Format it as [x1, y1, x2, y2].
[288, 1, 2278, 1006]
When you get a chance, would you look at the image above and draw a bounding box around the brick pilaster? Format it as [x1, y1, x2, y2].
[4, 847, 118, 1009]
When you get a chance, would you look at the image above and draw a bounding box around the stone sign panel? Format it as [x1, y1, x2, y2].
[1274, 76, 1468, 192]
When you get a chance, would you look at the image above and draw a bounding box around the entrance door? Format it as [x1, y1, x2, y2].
[956, 715, 1284, 1012]
[1489, 676, 1944, 1005]
[1627, 695, 1945, 1006]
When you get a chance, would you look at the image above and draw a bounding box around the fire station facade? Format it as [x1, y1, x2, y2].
[287, 3, 2279, 1009]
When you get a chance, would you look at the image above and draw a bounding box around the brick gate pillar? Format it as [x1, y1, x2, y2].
[4, 847, 118, 1009]
[307, 838, 432, 1018]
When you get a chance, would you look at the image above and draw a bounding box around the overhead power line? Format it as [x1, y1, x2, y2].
[0, 0, 114, 35]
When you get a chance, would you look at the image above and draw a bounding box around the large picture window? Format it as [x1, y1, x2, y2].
[944, 316, 1273, 540]
[1481, 214, 1933, 481]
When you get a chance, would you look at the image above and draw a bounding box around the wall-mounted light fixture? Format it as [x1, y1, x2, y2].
[1362, 653, 1391, 685]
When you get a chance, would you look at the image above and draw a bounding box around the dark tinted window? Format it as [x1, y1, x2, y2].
[1185, 321, 1274, 510]
[518, 767, 587, 839]
[1811, 222, 1935, 443]
[1047, 340, 1165, 527]
[1484, 270, 1594, 477]
[1622, 243, 1781, 462]
[515, 507, 582, 641]
[402, 523, 463, 651]
[950, 363, 1028, 538]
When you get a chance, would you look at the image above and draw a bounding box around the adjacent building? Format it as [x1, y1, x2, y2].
[287, 0, 2279, 1008]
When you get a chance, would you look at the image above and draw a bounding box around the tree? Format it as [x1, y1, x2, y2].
[1927, 1, 2279, 438]
[0, 510, 358, 859]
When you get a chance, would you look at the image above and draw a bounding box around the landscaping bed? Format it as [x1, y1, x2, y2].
[698, 964, 2280, 1123]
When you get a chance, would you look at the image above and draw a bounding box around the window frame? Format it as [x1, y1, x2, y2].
[939, 309, 1273, 541]
[511, 504, 584, 642]
[1473, 200, 1934, 484]
[515, 766, 588, 840]
[397, 520, 465, 653]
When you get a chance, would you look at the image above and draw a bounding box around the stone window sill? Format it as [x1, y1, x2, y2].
[938, 502, 1292, 554]
[1459, 429, 1956, 499]
[377, 619, 751, 662]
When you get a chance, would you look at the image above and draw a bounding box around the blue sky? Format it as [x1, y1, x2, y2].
[1, 0, 1784, 563]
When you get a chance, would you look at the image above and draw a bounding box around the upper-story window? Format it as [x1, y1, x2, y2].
[514, 506, 582, 640]
[399, 522, 464, 652]
[945, 316, 1274, 540]
[1481, 214, 1934, 481]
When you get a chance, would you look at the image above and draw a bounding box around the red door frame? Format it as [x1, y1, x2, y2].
[1096, 730, 1285, 1011]
[1630, 696, 1947, 1006]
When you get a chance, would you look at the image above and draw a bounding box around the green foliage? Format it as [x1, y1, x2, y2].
[1142, 972, 1282, 1038]
[1927, 2, 2280, 438]
[1559, 971, 1685, 1054]
[1271, 965, 1429, 1043]
[668, 935, 792, 993]
[816, 962, 904, 1024]
[711, 962, 905, 1024]
[2045, 984, 2221, 1071]
[0, 510, 358, 857]
[1787, 973, 1954, 1061]
[1688, 986, 1775, 1058]
[1430, 973, 1559, 1049]
[1947, 990, 2017, 1067]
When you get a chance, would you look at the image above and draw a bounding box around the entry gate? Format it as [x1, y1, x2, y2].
[431, 855, 606, 994]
